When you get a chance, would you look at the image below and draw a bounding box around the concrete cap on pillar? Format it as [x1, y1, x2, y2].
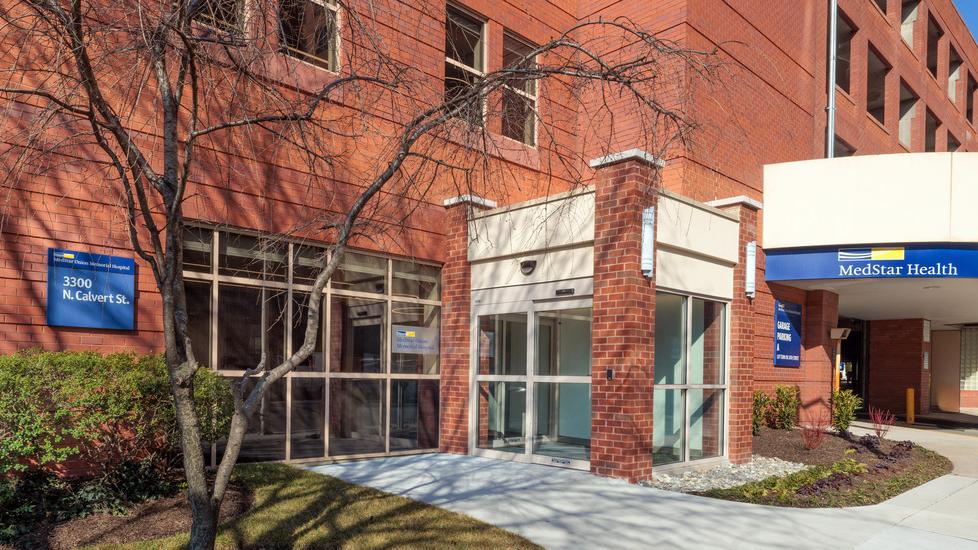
[442, 194, 498, 209]
[707, 195, 763, 211]
[588, 148, 666, 169]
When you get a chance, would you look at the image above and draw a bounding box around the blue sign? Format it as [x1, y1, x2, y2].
[47, 248, 135, 330]
[774, 300, 802, 368]
[393, 324, 439, 354]
[766, 245, 978, 281]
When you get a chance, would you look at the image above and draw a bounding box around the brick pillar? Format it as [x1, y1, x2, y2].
[868, 319, 929, 415]
[803, 289, 840, 416]
[439, 196, 494, 454]
[589, 151, 659, 482]
[714, 198, 760, 464]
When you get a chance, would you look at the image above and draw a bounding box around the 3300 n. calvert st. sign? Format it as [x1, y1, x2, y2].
[46, 248, 135, 330]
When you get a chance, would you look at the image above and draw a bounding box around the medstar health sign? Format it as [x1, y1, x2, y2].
[766, 245, 978, 281]
[47, 248, 135, 330]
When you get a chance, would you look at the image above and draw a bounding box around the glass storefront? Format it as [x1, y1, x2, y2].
[474, 305, 593, 468]
[653, 292, 727, 466]
[184, 226, 441, 463]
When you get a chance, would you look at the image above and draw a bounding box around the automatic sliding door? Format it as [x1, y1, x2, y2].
[475, 313, 528, 455]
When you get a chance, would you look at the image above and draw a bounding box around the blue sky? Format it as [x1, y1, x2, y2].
[954, 0, 978, 43]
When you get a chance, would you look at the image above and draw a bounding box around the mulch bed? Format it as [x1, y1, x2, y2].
[701, 427, 953, 507]
[4, 485, 250, 550]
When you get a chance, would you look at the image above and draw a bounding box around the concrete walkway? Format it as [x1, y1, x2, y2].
[308, 437, 978, 549]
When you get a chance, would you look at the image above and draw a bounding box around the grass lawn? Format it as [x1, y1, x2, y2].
[88, 463, 541, 550]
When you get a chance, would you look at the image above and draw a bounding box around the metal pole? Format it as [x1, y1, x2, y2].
[827, 0, 838, 158]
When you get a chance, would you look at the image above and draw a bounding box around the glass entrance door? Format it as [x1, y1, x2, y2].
[470, 300, 592, 469]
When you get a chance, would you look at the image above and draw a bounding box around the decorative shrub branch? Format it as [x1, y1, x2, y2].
[868, 405, 895, 440]
[800, 410, 830, 450]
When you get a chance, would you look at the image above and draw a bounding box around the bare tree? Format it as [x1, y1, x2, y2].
[0, 0, 715, 547]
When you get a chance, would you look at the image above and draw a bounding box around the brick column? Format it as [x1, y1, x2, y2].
[803, 289, 840, 416]
[439, 196, 494, 454]
[589, 150, 659, 482]
[712, 197, 761, 464]
[868, 319, 929, 415]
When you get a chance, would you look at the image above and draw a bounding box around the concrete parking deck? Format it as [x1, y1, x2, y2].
[308, 443, 978, 550]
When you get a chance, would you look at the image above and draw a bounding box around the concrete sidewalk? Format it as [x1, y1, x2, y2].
[307, 453, 978, 549]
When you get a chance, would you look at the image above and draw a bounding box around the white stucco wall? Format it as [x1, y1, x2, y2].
[764, 153, 978, 249]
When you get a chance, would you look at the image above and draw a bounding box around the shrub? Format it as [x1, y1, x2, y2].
[752, 391, 771, 435]
[800, 410, 830, 450]
[0, 350, 232, 475]
[831, 389, 862, 435]
[869, 405, 895, 439]
[769, 385, 800, 429]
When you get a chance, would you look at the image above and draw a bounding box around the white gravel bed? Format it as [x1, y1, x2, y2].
[641, 455, 808, 493]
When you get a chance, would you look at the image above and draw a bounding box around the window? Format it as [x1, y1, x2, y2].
[927, 14, 943, 78]
[899, 81, 918, 148]
[653, 293, 727, 466]
[182, 227, 442, 462]
[501, 33, 538, 145]
[901, 1, 919, 47]
[968, 75, 977, 123]
[444, 5, 485, 125]
[835, 13, 855, 93]
[278, 0, 340, 71]
[867, 46, 890, 125]
[948, 132, 961, 152]
[873, 0, 888, 14]
[948, 46, 962, 103]
[834, 135, 855, 157]
[925, 108, 939, 152]
[194, 0, 244, 33]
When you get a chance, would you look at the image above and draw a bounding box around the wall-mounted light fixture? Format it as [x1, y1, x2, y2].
[520, 259, 537, 276]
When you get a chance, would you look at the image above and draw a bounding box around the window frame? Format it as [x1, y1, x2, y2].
[444, 3, 488, 126]
[181, 224, 443, 464]
[277, 0, 342, 73]
[193, 0, 248, 35]
[652, 290, 730, 470]
[500, 31, 539, 147]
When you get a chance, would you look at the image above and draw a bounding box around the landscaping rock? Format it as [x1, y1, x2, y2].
[640, 456, 807, 493]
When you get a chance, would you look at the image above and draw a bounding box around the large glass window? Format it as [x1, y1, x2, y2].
[183, 227, 441, 463]
[653, 293, 727, 466]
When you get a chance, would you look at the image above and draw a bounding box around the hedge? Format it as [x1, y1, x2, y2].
[0, 350, 233, 475]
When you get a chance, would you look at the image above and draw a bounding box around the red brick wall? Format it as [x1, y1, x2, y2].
[868, 319, 929, 414]
[962, 391, 978, 408]
[589, 156, 657, 482]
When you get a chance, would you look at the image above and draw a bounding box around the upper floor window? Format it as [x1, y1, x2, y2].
[899, 81, 918, 148]
[835, 13, 855, 93]
[501, 33, 538, 146]
[948, 45, 962, 103]
[444, 5, 486, 125]
[194, 0, 244, 34]
[867, 45, 890, 125]
[279, 0, 340, 71]
[926, 14, 943, 79]
[901, 1, 919, 47]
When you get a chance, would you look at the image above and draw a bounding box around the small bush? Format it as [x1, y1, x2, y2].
[800, 410, 830, 450]
[831, 389, 862, 435]
[869, 405, 895, 439]
[0, 351, 232, 542]
[752, 391, 771, 435]
[769, 385, 800, 429]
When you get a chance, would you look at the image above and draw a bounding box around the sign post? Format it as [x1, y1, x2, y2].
[46, 248, 136, 330]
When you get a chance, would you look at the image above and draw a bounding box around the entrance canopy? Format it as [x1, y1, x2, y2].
[763, 153, 978, 329]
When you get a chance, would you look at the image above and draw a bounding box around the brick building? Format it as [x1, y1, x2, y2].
[3, 0, 978, 483]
